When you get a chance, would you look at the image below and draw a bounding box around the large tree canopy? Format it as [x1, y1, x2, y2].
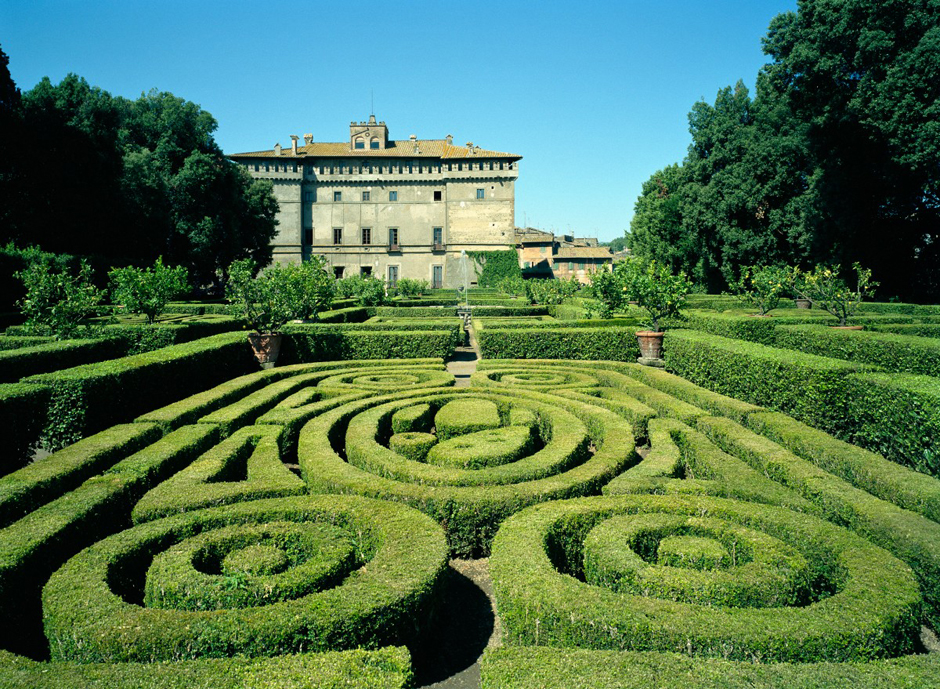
[0, 54, 277, 289]
[628, 0, 940, 300]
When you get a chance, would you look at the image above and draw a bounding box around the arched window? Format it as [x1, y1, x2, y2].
[354, 137, 365, 150]
[370, 137, 380, 149]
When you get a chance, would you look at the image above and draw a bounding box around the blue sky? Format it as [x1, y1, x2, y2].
[2, 0, 796, 242]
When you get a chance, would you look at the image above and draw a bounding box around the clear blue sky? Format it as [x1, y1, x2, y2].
[2, 0, 796, 243]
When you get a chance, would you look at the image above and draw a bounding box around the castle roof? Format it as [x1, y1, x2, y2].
[230, 140, 520, 160]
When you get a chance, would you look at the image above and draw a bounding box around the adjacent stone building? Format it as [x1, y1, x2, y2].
[515, 228, 613, 283]
[229, 116, 521, 288]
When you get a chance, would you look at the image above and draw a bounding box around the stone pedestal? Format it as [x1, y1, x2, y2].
[636, 357, 665, 368]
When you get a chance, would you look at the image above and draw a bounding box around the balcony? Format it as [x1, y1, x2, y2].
[432, 242, 445, 252]
[389, 243, 401, 253]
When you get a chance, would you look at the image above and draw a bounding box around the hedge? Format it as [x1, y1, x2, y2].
[283, 319, 463, 350]
[868, 322, 940, 338]
[132, 424, 305, 523]
[477, 326, 640, 361]
[664, 329, 869, 435]
[0, 335, 54, 350]
[773, 324, 940, 376]
[0, 383, 50, 474]
[744, 410, 940, 524]
[0, 647, 413, 689]
[299, 387, 636, 556]
[21, 332, 255, 441]
[0, 337, 128, 383]
[480, 647, 940, 689]
[0, 424, 219, 655]
[845, 371, 940, 476]
[681, 310, 778, 345]
[278, 329, 456, 364]
[474, 317, 638, 330]
[696, 414, 940, 628]
[43, 495, 448, 661]
[490, 494, 921, 662]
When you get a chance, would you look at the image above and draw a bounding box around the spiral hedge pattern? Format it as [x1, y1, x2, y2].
[0, 356, 938, 686]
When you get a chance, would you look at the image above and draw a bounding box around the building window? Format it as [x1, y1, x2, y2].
[539, 246, 546, 254]
[432, 265, 443, 289]
[361, 266, 372, 277]
[361, 228, 371, 245]
[303, 228, 313, 245]
[434, 190, 442, 201]
[387, 265, 399, 287]
[388, 228, 399, 247]
[476, 188, 485, 199]
[370, 139, 379, 149]
[333, 191, 342, 202]
[333, 227, 342, 245]
[333, 266, 344, 279]
[389, 191, 398, 201]
[578, 262, 585, 270]
[354, 138, 365, 149]
[569, 262, 574, 271]
[362, 191, 371, 201]
[433, 227, 443, 246]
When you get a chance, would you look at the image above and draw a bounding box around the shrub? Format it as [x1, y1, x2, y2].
[17, 257, 105, 339]
[394, 277, 429, 297]
[278, 329, 456, 364]
[477, 326, 640, 361]
[792, 263, 878, 326]
[727, 264, 789, 315]
[490, 494, 921, 661]
[682, 310, 778, 345]
[0, 337, 128, 384]
[283, 257, 337, 320]
[109, 257, 189, 324]
[467, 249, 522, 287]
[0, 383, 50, 474]
[43, 495, 448, 661]
[335, 275, 387, 306]
[225, 258, 304, 333]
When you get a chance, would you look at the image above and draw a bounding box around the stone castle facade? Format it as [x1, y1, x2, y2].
[229, 116, 520, 288]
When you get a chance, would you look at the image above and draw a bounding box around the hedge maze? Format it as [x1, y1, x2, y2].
[1, 352, 939, 687]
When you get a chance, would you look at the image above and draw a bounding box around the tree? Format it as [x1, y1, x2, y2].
[108, 257, 189, 324]
[17, 257, 104, 338]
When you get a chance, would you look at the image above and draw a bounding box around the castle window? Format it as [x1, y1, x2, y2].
[434, 190, 442, 201]
[389, 191, 398, 201]
[387, 265, 399, 287]
[354, 137, 365, 149]
[388, 228, 399, 246]
[361, 266, 372, 277]
[361, 228, 372, 245]
[333, 191, 342, 202]
[333, 227, 342, 245]
[433, 227, 443, 245]
[334, 266, 344, 279]
[362, 191, 371, 202]
[370, 138, 379, 149]
[476, 188, 485, 199]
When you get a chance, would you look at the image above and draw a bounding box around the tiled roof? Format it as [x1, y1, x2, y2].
[230, 140, 520, 160]
[554, 247, 614, 259]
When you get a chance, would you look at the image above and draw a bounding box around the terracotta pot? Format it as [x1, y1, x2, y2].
[635, 331, 665, 359]
[795, 298, 812, 309]
[830, 325, 864, 330]
[247, 332, 283, 366]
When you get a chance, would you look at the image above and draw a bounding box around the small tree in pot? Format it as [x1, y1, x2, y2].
[108, 257, 189, 324]
[727, 264, 788, 316]
[622, 259, 692, 360]
[226, 258, 307, 366]
[792, 263, 877, 327]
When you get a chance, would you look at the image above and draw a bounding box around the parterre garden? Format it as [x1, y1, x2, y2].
[0, 292, 939, 687]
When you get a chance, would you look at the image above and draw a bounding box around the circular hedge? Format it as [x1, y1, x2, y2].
[298, 385, 637, 557]
[42, 495, 449, 662]
[490, 494, 922, 662]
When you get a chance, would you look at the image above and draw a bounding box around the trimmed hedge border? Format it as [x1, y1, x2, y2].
[490, 494, 921, 662]
[480, 647, 940, 689]
[774, 324, 940, 376]
[0, 647, 413, 689]
[477, 326, 641, 361]
[43, 495, 448, 661]
[279, 329, 456, 364]
[0, 383, 50, 474]
[0, 337, 128, 384]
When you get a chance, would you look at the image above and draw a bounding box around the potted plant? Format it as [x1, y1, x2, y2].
[620, 259, 692, 361]
[108, 257, 189, 324]
[727, 264, 788, 316]
[281, 257, 336, 322]
[226, 258, 307, 367]
[792, 262, 877, 328]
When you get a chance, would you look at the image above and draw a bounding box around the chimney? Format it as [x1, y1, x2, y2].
[289, 135, 299, 155]
[466, 142, 474, 155]
[445, 134, 453, 145]
[409, 134, 417, 141]
[304, 133, 313, 145]
[273, 143, 281, 156]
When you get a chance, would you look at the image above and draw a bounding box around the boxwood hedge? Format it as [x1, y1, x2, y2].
[477, 326, 640, 361]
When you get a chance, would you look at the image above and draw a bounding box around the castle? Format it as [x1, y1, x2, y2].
[229, 116, 520, 288]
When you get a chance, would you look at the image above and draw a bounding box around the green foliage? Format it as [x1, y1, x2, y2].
[496, 275, 527, 298]
[616, 259, 692, 332]
[278, 328, 456, 364]
[225, 259, 302, 333]
[727, 264, 789, 315]
[393, 278, 429, 298]
[524, 278, 579, 306]
[0, 383, 50, 474]
[282, 257, 337, 321]
[467, 249, 523, 287]
[477, 326, 640, 361]
[0, 337, 128, 384]
[17, 258, 104, 339]
[109, 257, 189, 324]
[335, 275, 387, 306]
[481, 647, 940, 689]
[793, 263, 878, 326]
